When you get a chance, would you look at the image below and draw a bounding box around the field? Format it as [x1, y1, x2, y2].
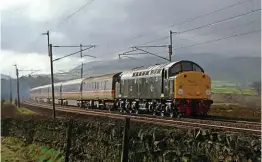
[1, 104, 36, 120]
[211, 80, 257, 95]
[210, 104, 261, 121]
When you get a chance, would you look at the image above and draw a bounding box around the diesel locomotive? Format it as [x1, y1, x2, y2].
[29, 60, 213, 117]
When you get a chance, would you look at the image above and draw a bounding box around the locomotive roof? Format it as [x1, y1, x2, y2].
[30, 81, 64, 91]
[120, 60, 202, 79]
[30, 84, 51, 91]
[62, 78, 85, 86]
[120, 61, 177, 79]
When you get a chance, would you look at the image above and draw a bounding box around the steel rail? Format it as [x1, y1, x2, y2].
[21, 101, 261, 136]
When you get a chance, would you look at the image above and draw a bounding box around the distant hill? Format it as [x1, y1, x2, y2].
[204, 56, 261, 82]
[71, 53, 261, 83]
[1, 74, 61, 100]
[1, 74, 10, 80]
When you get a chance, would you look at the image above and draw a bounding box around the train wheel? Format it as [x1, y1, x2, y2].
[169, 112, 174, 118]
[201, 113, 208, 118]
[153, 111, 156, 116]
[134, 109, 139, 114]
[160, 111, 165, 117]
[120, 108, 126, 113]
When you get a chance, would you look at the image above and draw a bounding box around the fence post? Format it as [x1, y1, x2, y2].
[65, 119, 73, 162]
[121, 117, 130, 162]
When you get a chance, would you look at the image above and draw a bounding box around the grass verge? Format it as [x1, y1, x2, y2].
[210, 104, 261, 121]
[16, 107, 36, 115]
[1, 137, 64, 162]
[1, 102, 37, 118]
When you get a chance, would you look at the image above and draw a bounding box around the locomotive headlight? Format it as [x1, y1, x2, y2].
[177, 88, 184, 95]
[206, 89, 211, 96]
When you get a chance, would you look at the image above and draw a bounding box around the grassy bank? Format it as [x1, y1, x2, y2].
[210, 104, 261, 121]
[1, 137, 64, 162]
[1, 102, 36, 118]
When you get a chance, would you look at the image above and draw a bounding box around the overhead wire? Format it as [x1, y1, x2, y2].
[137, 8, 261, 46]
[175, 8, 260, 35]
[169, 0, 254, 27]
[122, 0, 255, 44]
[23, 0, 97, 53]
[154, 28, 261, 55]
[55, 0, 96, 30]
[173, 29, 261, 51]
[175, 20, 259, 42]
[97, 0, 256, 54]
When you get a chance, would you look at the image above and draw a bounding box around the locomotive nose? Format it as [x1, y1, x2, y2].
[174, 71, 212, 99]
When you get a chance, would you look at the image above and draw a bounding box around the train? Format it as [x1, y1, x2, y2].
[29, 60, 213, 117]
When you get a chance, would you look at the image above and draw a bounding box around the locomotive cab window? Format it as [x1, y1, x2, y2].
[169, 61, 204, 77]
[169, 64, 181, 76]
[181, 61, 192, 71]
[193, 64, 203, 72]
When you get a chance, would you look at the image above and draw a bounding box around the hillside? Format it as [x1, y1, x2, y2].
[204, 56, 261, 82]
[1, 75, 61, 100]
[72, 53, 261, 83]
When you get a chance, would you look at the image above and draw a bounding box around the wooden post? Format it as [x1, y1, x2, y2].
[49, 44, 56, 119]
[65, 119, 73, 162]
[121, 117, 130, 162]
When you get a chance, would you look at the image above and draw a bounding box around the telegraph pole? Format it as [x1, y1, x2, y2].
[169, 30, 177, 62]
[9, 76, 12, 103]
[14, 64, 20, 107]
[49, 44, 56, 119]
[42, 30, 56, 119]
[169, 31, 173, 62]
[80, 44, 83, 78]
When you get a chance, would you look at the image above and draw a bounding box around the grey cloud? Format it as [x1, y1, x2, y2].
[1, 0, 261, 60]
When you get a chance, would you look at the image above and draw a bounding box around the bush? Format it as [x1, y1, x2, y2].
[1, 117, 261, 162]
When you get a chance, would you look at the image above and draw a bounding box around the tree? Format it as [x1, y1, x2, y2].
[251, 81, 261, 96]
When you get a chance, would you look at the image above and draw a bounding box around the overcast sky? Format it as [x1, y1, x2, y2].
[0, 0, 261, 77]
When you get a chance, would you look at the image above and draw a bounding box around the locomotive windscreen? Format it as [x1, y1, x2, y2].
[169, 61, 204, 77]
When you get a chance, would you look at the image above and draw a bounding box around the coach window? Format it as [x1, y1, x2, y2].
[97, 82, 98, 89]
[100, 81, 103, 90]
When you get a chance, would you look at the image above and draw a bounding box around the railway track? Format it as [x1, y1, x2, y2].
[21, 100, 261, 136]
